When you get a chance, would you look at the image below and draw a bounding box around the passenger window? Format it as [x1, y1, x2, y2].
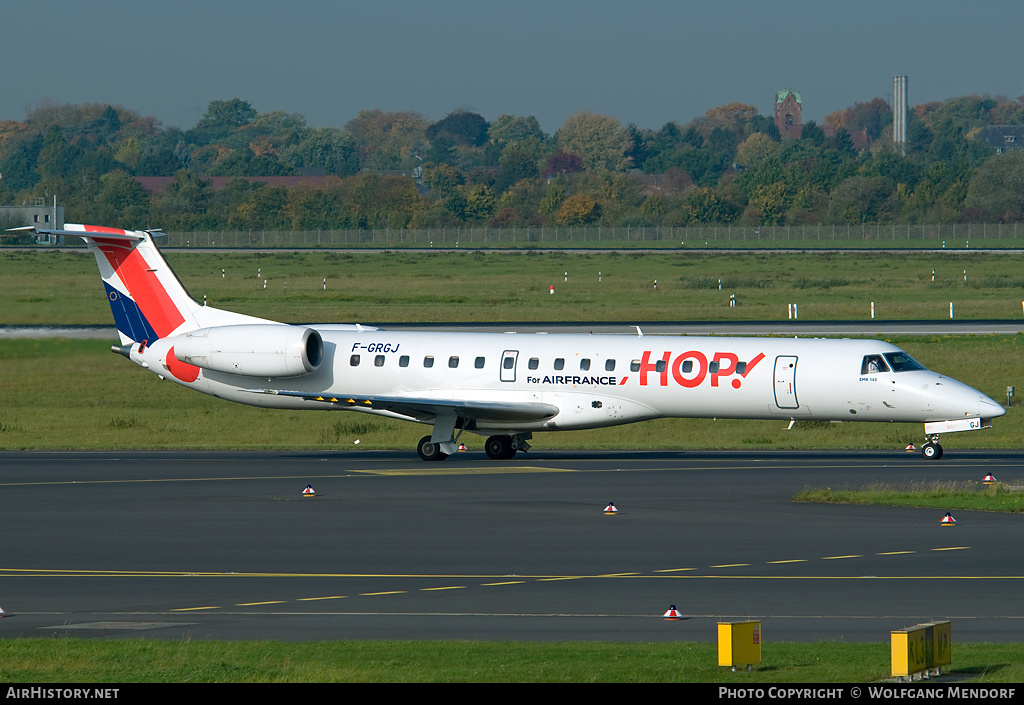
[554, 358, 565, 370]
[449, 356, 459, 368]
[630, 360, 640, 372]
[655, 360, 666, 373]
[605, 359, 615, 371]
[580, 358, 591, 371]
[475, 356, 485, 369]
[503, 356, 515, 369]
[350, 355, 360, 366]
[374, 355, 385, 367]
[681, 360, 693, 373]
[861, 355, 890, 374]
[736, 361, 746, 375]
[399, 355, 409, 367]
[424, 356, 434, 368]
[528, 358, 539, 370]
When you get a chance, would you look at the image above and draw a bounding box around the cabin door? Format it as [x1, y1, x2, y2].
[500, 350, 519, 383]
[773, 355, 799, 409]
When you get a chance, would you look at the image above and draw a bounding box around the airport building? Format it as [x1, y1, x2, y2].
[0, 201, 65, 244]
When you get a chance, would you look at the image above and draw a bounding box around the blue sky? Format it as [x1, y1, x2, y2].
[4, 1, 1022, 134]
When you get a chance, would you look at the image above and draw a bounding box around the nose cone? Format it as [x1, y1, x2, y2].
[980, 394, 1006, 419]
[933, 375, 1007, 420]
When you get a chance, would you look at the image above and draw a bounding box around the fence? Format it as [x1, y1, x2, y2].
[156, 223, 1024, 249]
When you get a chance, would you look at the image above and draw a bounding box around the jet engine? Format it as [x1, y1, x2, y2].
[172, 324, 323, 378]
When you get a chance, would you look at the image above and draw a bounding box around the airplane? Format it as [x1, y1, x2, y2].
[9, 223, 1006, 461]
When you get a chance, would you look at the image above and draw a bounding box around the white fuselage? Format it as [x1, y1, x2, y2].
[132, 329, 1002, 435]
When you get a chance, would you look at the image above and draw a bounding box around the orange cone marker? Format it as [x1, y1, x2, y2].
[940, 512, 956, 527]
[905, 444, 916, 452]
[604, 502, 617, 515]
[983, 473, 997, 485]
[458, 443, 467, 452]
[303, 484, 316, 498]
[663, 605, 682, 620]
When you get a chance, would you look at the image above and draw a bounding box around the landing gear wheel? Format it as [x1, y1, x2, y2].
[921, 442, 943, 460]
[485, 435, 517, 460]
[417, 435, 449, 462]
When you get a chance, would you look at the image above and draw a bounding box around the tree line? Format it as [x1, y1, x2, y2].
[2, 94, 1024, 232]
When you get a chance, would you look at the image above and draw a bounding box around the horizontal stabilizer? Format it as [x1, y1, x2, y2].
[5, 226, 145, 242]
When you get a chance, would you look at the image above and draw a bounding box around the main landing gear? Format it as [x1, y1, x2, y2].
[417, 435, 448, 462]
[921, 435, 944, 460]
[417, 434, 529, 461]
[484, 434, 532, 459]
[485, 435, 517, 460]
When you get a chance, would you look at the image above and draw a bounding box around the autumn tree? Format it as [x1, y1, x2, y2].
[427, 110, 489, 147]
[702, 103, 760, 135]
[543, 151, 584, 177]
[189, 99, 257, 143]
[90, 170, 150, 227]
[150, 169, 215, 229]
[556, 193, 600, 225]
[556, 111, 632, 171]
[464, 185, 496, 221]
[964, 151, 1024, 221]
[284, 127, 360, 177]
[495, 146, 539, 194]
[488, 114, 545, 146]
[345, 110, 429, 170]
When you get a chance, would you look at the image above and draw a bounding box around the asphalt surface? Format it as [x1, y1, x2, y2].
[0, 449, 1021, 643]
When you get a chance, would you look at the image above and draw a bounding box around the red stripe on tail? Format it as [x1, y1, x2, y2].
[96, 239, 185, 338]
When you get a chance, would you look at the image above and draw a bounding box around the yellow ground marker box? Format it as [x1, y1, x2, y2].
[891, 621, 951, 679]
[718, 620, 762, 669]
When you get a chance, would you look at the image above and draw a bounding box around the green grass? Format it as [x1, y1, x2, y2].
[1, 638, 1022, 682]
[793, 481, 1024, 512]
[4, 249, 1024, 324]
[0, 336, 1020, 451]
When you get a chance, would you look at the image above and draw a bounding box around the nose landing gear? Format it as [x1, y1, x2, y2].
[921, 435, 943, 460]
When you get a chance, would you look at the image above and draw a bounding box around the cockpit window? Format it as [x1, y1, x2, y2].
[861, 355, 889, 374]
[883, 352, 926, 372]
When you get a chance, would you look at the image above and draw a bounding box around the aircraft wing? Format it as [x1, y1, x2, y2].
[245, 389, 559, 423]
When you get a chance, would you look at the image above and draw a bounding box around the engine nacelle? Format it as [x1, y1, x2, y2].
[173, 325, 323, 378]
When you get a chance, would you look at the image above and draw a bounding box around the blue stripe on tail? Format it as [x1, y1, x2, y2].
[104, 282, 159, 343]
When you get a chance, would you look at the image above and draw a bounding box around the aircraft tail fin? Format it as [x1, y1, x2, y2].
[8, 224, 246, 344]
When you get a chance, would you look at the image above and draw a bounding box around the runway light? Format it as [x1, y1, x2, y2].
[940, 512, 956, 527]
[302, 485, 316, 498]
[663, 605, 682, 620]
[604, 502, 618, 515]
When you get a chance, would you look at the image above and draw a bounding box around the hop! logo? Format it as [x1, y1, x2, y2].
[629, 350, 766, 389]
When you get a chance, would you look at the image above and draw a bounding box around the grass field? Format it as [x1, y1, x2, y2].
[4, 248, 1024, 325]
[1, 638, 1022, 683]
[793, 480, 1024, 513]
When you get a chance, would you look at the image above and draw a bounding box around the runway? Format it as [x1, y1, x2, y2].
[0, 449, 1022, 643]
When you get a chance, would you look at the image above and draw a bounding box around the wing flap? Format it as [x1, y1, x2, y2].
[245, 389, 558, 423]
